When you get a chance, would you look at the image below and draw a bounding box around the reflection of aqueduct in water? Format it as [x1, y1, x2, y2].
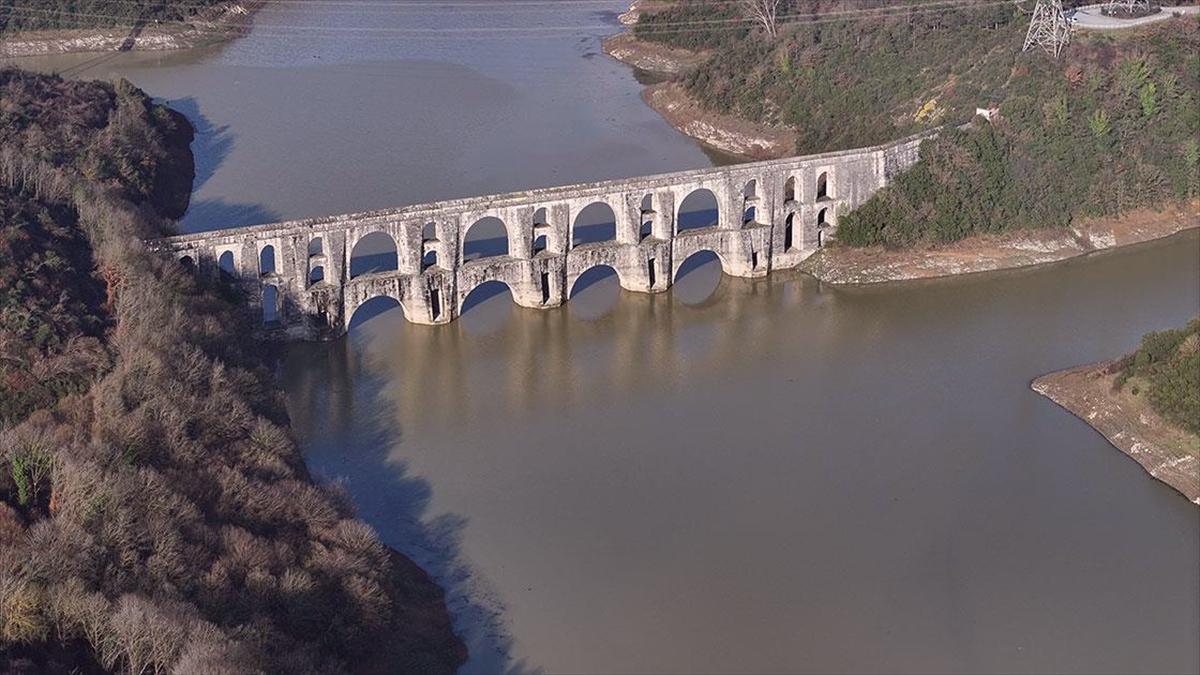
[153, 131, 932, 340]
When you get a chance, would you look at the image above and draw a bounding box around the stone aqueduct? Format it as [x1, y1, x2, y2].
[153, 132, 933, 340]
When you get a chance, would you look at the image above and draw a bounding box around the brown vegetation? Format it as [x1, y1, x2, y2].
[0, 69, 464, 673]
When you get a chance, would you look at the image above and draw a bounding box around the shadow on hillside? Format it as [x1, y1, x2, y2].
[280, 335, 531, 674]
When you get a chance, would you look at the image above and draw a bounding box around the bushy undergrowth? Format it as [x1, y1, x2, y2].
[635, 1, 1199, 246]
[837, 20, 1199, 246]
[0, 1, 229, 34]
[1113, 319, 1200, 435]
[0, 69, 462, 673]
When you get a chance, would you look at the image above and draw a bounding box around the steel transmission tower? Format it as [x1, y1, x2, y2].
[1104, 0, 1153, 16]
[1023, 0, 1072, 58]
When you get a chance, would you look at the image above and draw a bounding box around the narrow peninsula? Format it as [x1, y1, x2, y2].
[1034, 320, 1200, 505]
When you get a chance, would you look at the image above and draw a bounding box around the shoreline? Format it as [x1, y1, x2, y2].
[799, 202, 1200, 286]
[0, 1, 267, 57]
[603, 1, 792, 160]
[1033, 363, 1200, 505]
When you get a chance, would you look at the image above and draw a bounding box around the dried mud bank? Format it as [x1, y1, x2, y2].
[1033, 364, 1200, 505]
[603, 1, 795, 160]
[0, 1, 266, 57]
[800, 202, 1200, 285]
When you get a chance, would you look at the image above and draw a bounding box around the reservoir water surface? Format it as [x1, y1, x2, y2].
[10, 2, 1198, 672]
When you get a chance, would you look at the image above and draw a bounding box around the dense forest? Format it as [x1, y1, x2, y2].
[635, 0, 1200, 246]
[0, 69, 463, 673]
[1113, 319, 1200, 435]
[0, 1, 228, 34]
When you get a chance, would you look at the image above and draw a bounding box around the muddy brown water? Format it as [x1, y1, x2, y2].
[9, 2, 1199, 673]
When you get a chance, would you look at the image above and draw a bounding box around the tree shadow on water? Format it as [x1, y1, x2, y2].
[284, 337, 532, 674]
[167, 96, 280, 231]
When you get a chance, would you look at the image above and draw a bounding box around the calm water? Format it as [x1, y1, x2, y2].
[10, 3, 1199, 673]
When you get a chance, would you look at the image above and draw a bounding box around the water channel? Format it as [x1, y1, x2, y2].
[9, 2, 1198, 672]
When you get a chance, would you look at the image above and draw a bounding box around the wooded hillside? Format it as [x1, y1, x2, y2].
[0, 1, 229, 34]
[634, 0, 1199, 246]
[0, 69, 464, 673]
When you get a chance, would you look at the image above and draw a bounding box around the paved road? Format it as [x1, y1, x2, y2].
[1070, 3, 1200, 30]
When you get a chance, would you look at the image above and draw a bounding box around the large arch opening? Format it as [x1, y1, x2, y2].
[818, 207, 829, 228]
[784, 213, 795, 252]
[218, 251, 236, 280]
[569, 265, 621, 320]
[308, 237, 323, 257]
[309, 266, 325, 284]
[673, 249, 722, 305]
[464, 217, 509, 261]
[572, 202, 617, 247]
[677, 188, 719, 233]
[259, 245, 276, 276]
[262, 284, 280, 324]
[816, 172, 829, 201]
[348, 295, 403, 334]
[350, 231, 399, 278]
[784, 176, 797, 203]
[460, 280, 515, 335]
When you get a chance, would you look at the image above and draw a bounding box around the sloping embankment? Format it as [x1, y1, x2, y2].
[1033, 363, 1200, 505]
[800, 202, 1200, 285]
[602, 1, 796, 160]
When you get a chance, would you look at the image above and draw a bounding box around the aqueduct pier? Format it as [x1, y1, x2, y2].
[152, 131, 933, 340]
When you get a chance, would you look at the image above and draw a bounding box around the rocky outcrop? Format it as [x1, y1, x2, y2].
[601, 32, 708, 76]
[642, 82, 797, 160]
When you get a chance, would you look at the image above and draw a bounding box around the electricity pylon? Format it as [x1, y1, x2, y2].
[1104, 0, 1153, 16]
[1023, 0, 1072, 58]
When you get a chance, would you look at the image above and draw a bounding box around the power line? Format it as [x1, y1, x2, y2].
[1, 0, 1020, 40]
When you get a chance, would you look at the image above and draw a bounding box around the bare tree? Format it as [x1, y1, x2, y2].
[742, 0, 783, 38]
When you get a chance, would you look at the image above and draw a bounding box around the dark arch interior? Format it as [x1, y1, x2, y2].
[422, 249, 438, 270]
[348, 295, 403, 332]
[784, 176, 796, 202]
[678, 189, 719, 233]
[743, 180, 758, 224]
[259, 246, 276, 276]
[818, 207, 829, 226]
[532, 233, 548, 254]
[464, 217, 509, 260]
[784, 212, 795, 251]
[350, 231, 399, 278]
[460, 279, 513, 315]
[573, 202, 617, 247]
[218, 251, 236, 279]
[308, 237, 323, 256]
[640, 194, 654, 240]
[180, 255, 195, 270]
[262, 285, 280, 324]
[309, 266, 325, 283]
[422, 221, 437, 241]
[817, 172, 829, 200]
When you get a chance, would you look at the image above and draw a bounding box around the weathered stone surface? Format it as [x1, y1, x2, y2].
[150, 131, 933, 340]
